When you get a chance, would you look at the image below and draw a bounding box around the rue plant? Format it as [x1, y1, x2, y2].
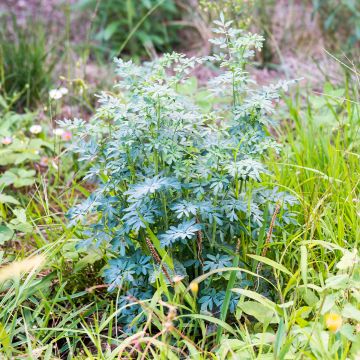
[61, 14, 296, 329]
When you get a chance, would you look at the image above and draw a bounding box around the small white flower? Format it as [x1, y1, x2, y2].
[29, 124, 42, 134]
[53, 128, 64, 136]
[49, 89, 63, 100]
[59, 87, 68, 95]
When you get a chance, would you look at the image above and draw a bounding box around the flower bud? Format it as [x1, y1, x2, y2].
[325, 312, 342, 332]
[190, 281, 199, 295]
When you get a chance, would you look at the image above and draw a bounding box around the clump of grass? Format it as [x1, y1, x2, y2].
[271, 71, 360, 256]
[0, 18, 55, 111]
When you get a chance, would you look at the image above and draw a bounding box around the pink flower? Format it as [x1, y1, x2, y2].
[39, 157, 49, 167]
[62, 131, 72, 141]
[1, 137, 12, 145]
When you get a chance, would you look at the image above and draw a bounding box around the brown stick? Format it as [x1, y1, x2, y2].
[145, 238, 174, 286]
[196, 217, 204, 270]
[255, 203, 281, 290]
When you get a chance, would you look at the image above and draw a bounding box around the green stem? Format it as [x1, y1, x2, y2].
[216, 244, 240, 343]
[153, 98, 161, 174]
[211, 217, 217, 248]
[126, 147, 136, 181]
[161, 193, 168, 229]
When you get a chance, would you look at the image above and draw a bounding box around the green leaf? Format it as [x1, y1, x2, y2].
[298, 288, 319, 307]
[0, 171, 17, 187]
[239, 301, 278, 324]
[336, 250, 359, 270]
[274, 319, 291, 360]
[342, 303, 360, 322]
[17, 169, 36, 178]
[247, 254, 293, 276]
[103, 21, 121, 41]
[182, 340, 201, 360]
[300, 245, 307, 287]
[0, 322, 10, 350]
[13, 177, 35, 188]
[231, 288, 278, 313]
[13, 208, 27, 223]
[0, 225, 14, 244]
[8, 208, 33, 233]
[217, 339, 249, 359]
[340, 324, 356, 341]
[325, 274, 350, 290]
[0, 194, 20, 205]
[0, 169, 36, 188]
[10, 222, 33, 233]
[74, 249, 103, 272]
[177, 313, 237, 336]
[321, 294, 336, 315]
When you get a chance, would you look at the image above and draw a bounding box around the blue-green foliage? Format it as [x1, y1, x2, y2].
[61, 15, 297, 323]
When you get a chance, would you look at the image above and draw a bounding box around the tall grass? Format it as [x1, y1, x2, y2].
[269, 73, 359, 274]
[0, 18, 57, 111]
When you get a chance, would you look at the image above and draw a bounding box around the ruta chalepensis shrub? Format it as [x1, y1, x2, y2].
[60, 14, 297, 329]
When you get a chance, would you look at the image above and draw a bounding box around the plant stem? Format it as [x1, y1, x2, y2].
[216, 238, 241, 343]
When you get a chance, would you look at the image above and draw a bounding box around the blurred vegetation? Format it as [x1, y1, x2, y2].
[73, 0, 184, 60]
[201, 0, 359, 67]
[200, 0, 276, 65]
[312, 0, 360, 50]
[0, 18, 55, 111]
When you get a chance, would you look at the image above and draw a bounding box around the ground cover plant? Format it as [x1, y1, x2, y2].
[0, 82, 76, 246]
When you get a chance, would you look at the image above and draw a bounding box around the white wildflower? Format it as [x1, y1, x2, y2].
[49, 88, 64, 100]
[59, 87, 68, 95]
[53, 128, 64, 136]
[29, 124, 42, 134]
